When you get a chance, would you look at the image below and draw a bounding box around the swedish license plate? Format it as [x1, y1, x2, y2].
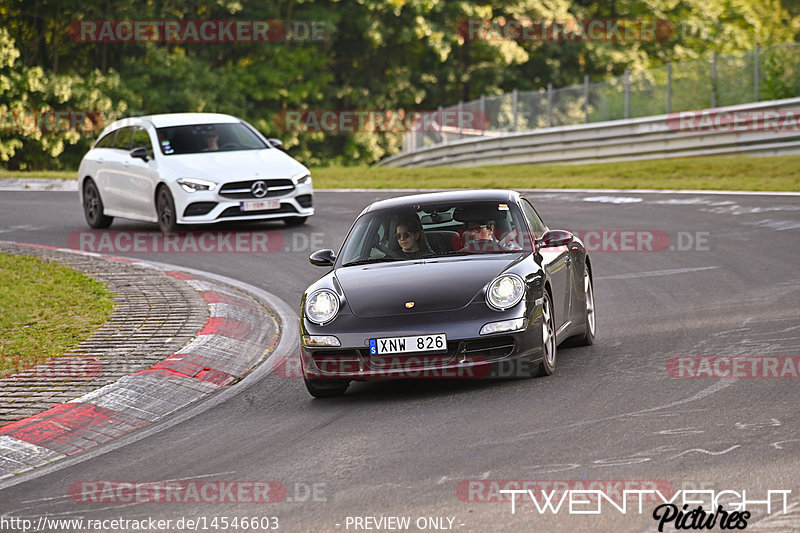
[240, 199, 280, 212]
[369, 334, 447, 355]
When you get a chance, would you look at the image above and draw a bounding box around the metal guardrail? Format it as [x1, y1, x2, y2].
[377, 98, 800, 168]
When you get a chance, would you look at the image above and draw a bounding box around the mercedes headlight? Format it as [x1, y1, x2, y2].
[291, 172, 312, 185]
[177, 177, 216, 192]
[486, 274, 525, 311]
[305, 289, 340, 325]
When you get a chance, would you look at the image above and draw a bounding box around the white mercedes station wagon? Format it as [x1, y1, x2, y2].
[78, 113, 313, 231]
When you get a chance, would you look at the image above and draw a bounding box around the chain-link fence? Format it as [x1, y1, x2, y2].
[404, 43, 800, 152]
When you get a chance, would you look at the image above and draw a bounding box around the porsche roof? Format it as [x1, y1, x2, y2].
[363, 189, 521, 213]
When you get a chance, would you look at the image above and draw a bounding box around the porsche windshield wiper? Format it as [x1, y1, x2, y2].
[342, 257, 401, 267]
[437, 250, 478, 256]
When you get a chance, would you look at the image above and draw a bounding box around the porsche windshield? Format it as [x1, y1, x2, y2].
[340, 201, 532, 266]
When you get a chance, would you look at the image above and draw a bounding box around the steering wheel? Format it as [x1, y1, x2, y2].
[465, 239, 503, 253]
[374, 241, 403, 259]
[219, 143, 239, 150]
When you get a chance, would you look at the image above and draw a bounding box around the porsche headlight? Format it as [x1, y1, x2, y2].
[177, 177, 216, 192]
[486, 274, 525, 311]
[305, 289, 340, 325]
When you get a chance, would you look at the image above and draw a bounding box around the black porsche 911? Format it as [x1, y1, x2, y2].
[299, 189, 595, 397]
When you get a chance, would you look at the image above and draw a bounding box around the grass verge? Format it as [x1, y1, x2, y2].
[2, 154, 799, 191]
[0, 169, 76, 180]
[0, 254, 114, 378]
[311, 155, 800, 191]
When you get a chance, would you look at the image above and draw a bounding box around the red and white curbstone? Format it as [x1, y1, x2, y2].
[0, 246, 279, 480]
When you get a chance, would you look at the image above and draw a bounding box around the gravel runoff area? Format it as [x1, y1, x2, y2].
[0, 241, 280, 480]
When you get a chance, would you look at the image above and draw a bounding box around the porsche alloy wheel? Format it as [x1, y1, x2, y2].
[536, 292, 557, 376]
[575, 265, 596, 346]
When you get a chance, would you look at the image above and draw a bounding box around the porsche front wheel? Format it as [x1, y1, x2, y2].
[574, 265, 596, 346]
[535, 292, 557, 376]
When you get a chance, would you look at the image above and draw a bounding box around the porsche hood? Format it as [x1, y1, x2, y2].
[335, 255, 519, 318]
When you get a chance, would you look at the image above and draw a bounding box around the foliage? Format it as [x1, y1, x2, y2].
[1, 0, 798, 169]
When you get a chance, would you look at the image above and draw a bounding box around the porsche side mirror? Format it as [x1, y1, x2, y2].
[268, 138, 284, 150]
[309, 249, 336, 266]
[130, 146, 149, 161]
[539, 229, 573, 248]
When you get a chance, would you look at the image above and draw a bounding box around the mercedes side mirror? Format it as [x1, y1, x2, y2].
[130, 146, 149, 161]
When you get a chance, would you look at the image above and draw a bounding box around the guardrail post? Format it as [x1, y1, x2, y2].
[666, 62, 672, 114]
[438, 105, 446, 145]
[711, 51, 717, 108]
[624, 69, 630, 119]
[584, 75, 589, 123]
[547, 83, 553, 127]
[754, 43, 760, 102]
[512, 89, 518, 131]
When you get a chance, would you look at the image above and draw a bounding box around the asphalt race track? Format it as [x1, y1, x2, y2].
[0, 188, 799, 533]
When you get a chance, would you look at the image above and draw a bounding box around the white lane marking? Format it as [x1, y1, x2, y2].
[657, 427, 704, 435]
[582, 195, 643, 204]
[596, 266, 720, 280]
[772, 439, 800, 450]
[747, 219, 800, 231]
[437, 471, 490, 485]
[704, 204, 800, 215]
[17, 470, 238, 505]
[651, 198, 736, 205]
[324, 188, 800, 196]
[512, 380, 735, 440]
[0, 225, 46, 234]
[669, 445, 740, 459]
